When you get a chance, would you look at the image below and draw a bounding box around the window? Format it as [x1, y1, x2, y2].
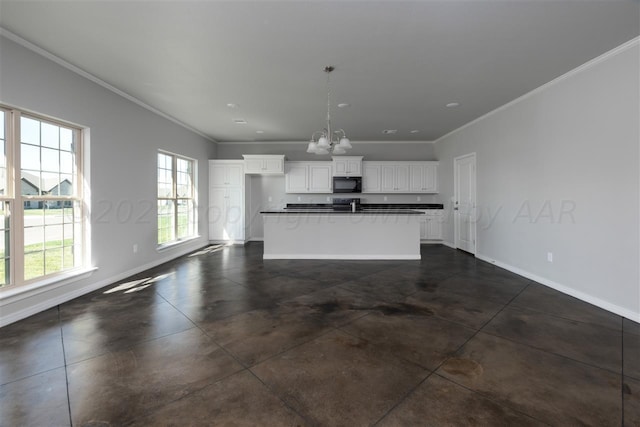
[157, 151, 196, 246]
[0, 106, 85, 288]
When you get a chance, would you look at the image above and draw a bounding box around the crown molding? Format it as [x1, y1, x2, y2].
[434, 36, 640, 144]
[216, 140, 434, 145]
[0, 27, 217, 143]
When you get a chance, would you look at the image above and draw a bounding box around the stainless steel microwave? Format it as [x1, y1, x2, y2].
[333, 176, 362, 193]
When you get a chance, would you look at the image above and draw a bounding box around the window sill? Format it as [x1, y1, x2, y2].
[156, 235, 201, 253]
[0, 267, 98, 301]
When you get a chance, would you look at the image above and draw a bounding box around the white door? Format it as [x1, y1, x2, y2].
[333, 159, 347, 176]
[264, 158, 283, 173]
[362, 163, 381, 193]
[208, 187, 227, 240]
[210, 164, 227, 187]
[380, 164, 395, 192]
[308, 164, 332, 193]
[454, 153, 476, 254]
[423, 164, 437, 193]
[226, 187, 244, 241]
[395, 165, 410, 192]
[244, 158, 263, 174]
[409, 164, 424, 192]
[346, 159, 361, 176]
[226, 164, 244, 186]
[285, 163, 309, 193]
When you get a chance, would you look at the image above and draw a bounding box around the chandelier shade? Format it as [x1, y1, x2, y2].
[306, 66, 352, 155]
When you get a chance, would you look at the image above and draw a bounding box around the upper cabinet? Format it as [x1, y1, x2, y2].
[409, 162, 439, 193]
[242, 155, 285, 174]
[332, 156, 363, 176]
[362, 161, 438, 193]
[285, 161, 332, 193]
[381, 163, 410, 192]
[362, 162, 382, 193]
[209, 161, 244, 187]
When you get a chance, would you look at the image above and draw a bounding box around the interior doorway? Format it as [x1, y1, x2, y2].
[454, 153, 477, 254]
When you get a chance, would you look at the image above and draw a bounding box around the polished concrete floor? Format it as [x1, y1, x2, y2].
[1, 243, 639, 426]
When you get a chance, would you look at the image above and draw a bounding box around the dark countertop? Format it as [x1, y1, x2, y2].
[261, 209, 425, 215]
[285, 203, 444, 210]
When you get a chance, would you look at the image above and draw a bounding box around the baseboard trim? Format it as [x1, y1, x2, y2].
[475, 253, 640, 322]
[209, 239, 246, 245]
[442, 241, 456, 249]
[420, 240, 444, 244]
[263, 254, 421, 260]
[1, 241, 208, 327]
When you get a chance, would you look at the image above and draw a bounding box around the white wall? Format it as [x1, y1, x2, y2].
[435, 39, 639, 320]
[0, 35, 215, 325]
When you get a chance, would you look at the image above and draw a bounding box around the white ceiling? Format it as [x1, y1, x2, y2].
[0, 1, 638, 143]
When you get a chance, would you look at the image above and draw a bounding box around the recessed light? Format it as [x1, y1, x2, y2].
[446, 102, 460, 108]
[226, 103, 239, 108]
[255, 130, 264, 134]
[337, 103, 350, 108]
[382, 129, 398, 134]
[233, 119, 248, 124]
[410, 130, 420, 134]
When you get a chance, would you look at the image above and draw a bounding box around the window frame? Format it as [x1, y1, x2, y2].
[0, 106, 86, 288]
[157, 150, 197, 248]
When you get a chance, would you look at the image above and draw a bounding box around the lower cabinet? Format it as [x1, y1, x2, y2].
[419, 210, 443, 241]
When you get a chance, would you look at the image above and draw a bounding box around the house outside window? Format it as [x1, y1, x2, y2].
[0, 106, 85, 287]
[157, 151, 196, 246]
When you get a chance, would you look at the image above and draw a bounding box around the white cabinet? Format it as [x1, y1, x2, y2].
[210, 162, 244, 187]
[409, 162, 438, 193]
[209, 160, 245, 242]
[332, 156, 363, 176]
[381, 163, 410, 192]
[285, 163, 308, 193]
[363, 161, 438, 193]
[242, 155, 285, 174]
[362, 162, 382, 193]
[308, 163, 333, 193]
[285, 162, 332, 193]
[418, 210, 443, 241]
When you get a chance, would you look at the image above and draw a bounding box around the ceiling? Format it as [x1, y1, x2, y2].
[0, 1, 638, 143]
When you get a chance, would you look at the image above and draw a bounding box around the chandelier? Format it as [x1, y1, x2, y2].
[306, 66, 352, 155]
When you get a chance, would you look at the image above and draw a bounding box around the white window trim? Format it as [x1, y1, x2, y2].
[0, 106, 91, 290]
[157, 150, 198, 247]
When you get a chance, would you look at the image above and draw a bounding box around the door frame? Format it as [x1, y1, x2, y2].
[453, 152, 477, 255]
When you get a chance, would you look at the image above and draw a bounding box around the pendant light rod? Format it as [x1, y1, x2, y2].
[325, 66, 333, 136]
[307, 65, 351, 155]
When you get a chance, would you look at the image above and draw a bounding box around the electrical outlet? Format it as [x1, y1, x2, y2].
[383, 196, 388, 201]
[417, 196, 421, 201]
[133, 244, 138, 253]
[297, 196, 301, 202]
[547, 252, 553, 262]
[268, 196, 272, 202]
[326, 196, 331, 202]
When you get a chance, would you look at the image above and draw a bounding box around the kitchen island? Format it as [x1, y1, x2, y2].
[260, 209, 424, 260]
